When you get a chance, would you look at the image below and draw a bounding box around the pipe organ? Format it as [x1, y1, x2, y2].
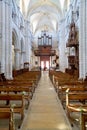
[38, 31, 52, 46]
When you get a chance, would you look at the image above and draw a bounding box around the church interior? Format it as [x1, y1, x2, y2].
[0, 0, 87, 130]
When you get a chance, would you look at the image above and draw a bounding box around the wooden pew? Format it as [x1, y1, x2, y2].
[49, 70, 83, 89]
[0, 86, 31, 107]
[66, 89, 87, 130]
[7, 79, 38, 86]
[0, 71, 41, 86]
[0, 107, 15, 130]
[0, 82, 35, 98]
[6, 77, 37, 92]
[14, 71, 41, 81]
[53, 75, 83, 89]
[58, 85, 86, 107]
[81, 112, 87, 130]
[0, 93, 25, 119]
[8, 80, 36, 91]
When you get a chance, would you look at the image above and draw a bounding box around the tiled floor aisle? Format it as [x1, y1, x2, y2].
[20, 71, 72, 130]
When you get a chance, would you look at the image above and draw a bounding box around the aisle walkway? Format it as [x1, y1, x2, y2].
[21, 71, 72, 130]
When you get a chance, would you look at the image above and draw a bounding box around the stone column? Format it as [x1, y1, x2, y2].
[25, 40, 30, 62]
[9, 1, 13, 79]
[24, 21, 30, 64]
[0, 0, 5, 73]
[59, 20, 67, 72]
[5, 0, 12, 79]
[5, 0, 9, 78]
[86, 0, 87, 74]
[79, 0, 87, 79]
[15, 0, 20, 6]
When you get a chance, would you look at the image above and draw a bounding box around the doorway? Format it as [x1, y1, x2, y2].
[40, 56, 50, 70]
[41, 61, 49, 70]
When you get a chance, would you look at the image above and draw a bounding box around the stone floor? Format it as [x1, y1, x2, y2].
[20, 71, 73, 130]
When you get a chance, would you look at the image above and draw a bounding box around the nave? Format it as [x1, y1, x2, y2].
[20, 71, 73, 130]
[0, 0, 87, 129]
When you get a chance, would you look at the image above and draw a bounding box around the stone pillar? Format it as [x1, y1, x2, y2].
[5, 0, 9, 78]
[23, 51, 26, 64]
[86, 0, 87, 74]
[15, 0, 20, 6]
[24, 21, 31, 64]
[5, 0, 12, 79]
[59, 20, 68, 72]
[9, 1, 13, 79]
[0, 0, 5, 73]
[25, 41, 30, 62]
[79, 0, 87, 79]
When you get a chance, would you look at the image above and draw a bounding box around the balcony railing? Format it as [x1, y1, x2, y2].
[34, 50, 56, 56]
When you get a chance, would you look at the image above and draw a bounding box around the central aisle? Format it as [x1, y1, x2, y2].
[21, 71, 72, 130]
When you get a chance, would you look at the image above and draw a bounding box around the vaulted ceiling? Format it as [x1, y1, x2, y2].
[19, 0, 69, 37]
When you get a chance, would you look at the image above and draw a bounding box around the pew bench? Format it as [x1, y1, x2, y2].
[0, 107, 15, 130]
[81, 112, 87, 130]
[0, 86, 31, 107]
[58, 85, 85, 107]
[7, 79, 37, 86]
[0, 94, 25, 119]
[0, 82, 35, 98]
[66, 89, 87, 130]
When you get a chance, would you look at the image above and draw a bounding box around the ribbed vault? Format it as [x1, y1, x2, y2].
[19, 0, 66, 36]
